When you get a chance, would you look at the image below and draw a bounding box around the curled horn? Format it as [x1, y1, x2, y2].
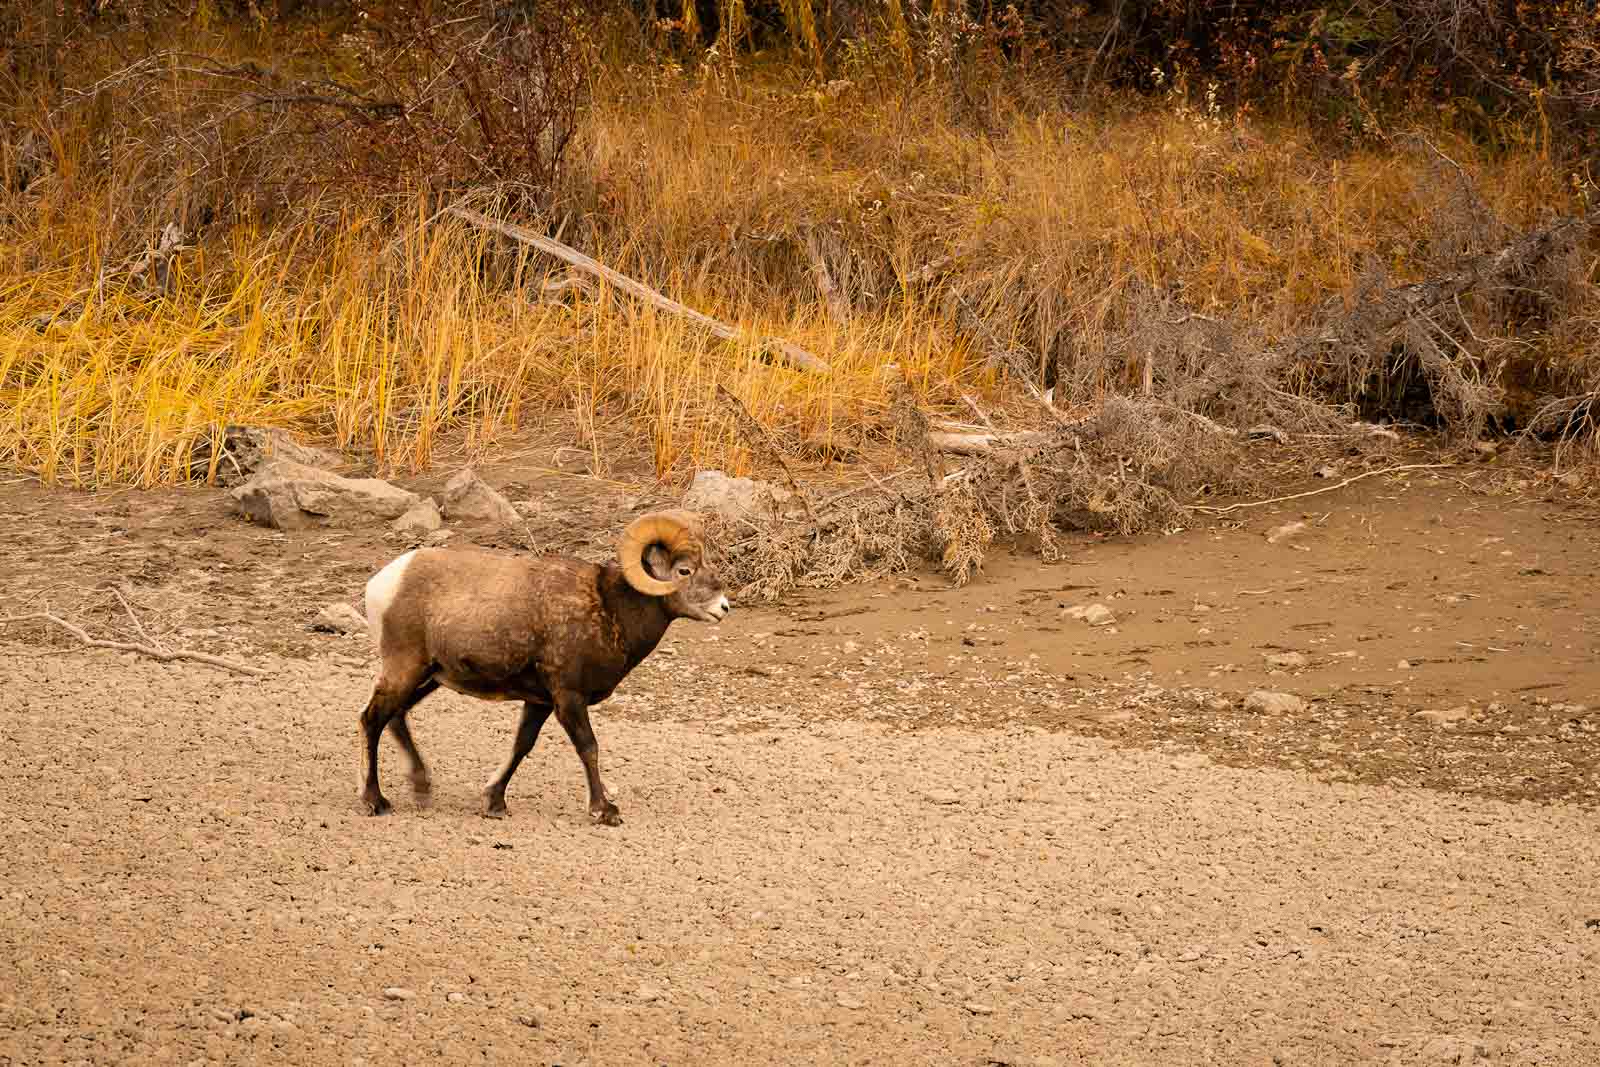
[618, 511, 703, 596]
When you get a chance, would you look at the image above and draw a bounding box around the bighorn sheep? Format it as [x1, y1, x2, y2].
[358, 510, 730, 825]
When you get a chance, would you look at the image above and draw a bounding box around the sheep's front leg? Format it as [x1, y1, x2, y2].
[554, 693, 620, 826]
[481, 700, 553, 818]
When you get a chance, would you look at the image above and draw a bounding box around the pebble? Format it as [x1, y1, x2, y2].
[1243, 691, 1307, 716]
[1264, 652, 1308, 670]
[964, 1002, 996, 1015]
[1063, 603, 1116, 626]
[446, 992, 466, 1004]
[635, 984, 665, 1002]
[382, 987, 415, 1001]
[1266, 521, 1307, 544]
[836, 995, 865, 1009]
[1413, 706, 1471, 725]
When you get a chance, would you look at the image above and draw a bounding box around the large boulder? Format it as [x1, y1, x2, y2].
[193, 425, 344, 487]
[682, 470, 799, 525]
[230, 460, 419, 530]
[440, 468, 521, 527]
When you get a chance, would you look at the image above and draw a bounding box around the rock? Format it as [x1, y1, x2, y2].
[964, 1002, 995, 1015]
[1264, 651, 1308, 670]
[312, 603, 367, 635]
[682, 470, 798, 524]
[1244, 691, 1307, 716]
[391, 497, 443, 538]
[381, 987, 415, 1001]
[1063, 603, 1116, 627]
[230, 460, 420, 530]
[1413, 706, 1471, 725]
[924, 789, 960, 805]
[634, 984, 665, 1003]
[192, 425, 344, 487]
[440, 468, 521, 527]
[445, 992, 465, 1004]
[1420, 1035, 1488, 1063]
[1266, 521, 1308, 545]
[836, 995, 865, 1010]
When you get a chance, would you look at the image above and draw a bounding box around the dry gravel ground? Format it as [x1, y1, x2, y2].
[3, 653, 1598, 1066]
[3, 457, 1600, 1064]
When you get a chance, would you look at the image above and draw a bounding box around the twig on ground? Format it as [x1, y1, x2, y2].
[0, 611, 267, 677]
[1186, 464, 1453, 515]
[109, 586, 167, 653]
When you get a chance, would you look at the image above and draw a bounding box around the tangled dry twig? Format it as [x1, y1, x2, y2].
[0, 611, 267, 677]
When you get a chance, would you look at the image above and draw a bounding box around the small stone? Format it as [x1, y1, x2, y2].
[1266, 520, 1308, 544]
[1413, 706, 1471, 725]
[312, 602, 367, 635]
[446, 992, 465, 1004]
[1420, 1035, 1488, 1063]
[441, 467, 522, 528]
[1397, 659, 1412, 670]
[924, 789, 960, 805]
[382, 987, 415, 1001]
[516, 1013, 541, 1029]
[964, 1002, 995, 1015]
[836, 995, 865, 1009]
[1244, 691, 1307, 716]
[1264, 651, 1308, 670]
[1063, 603, 1116, 626]
[1176, 947, 1204, 963]
[635, 984, 665, 1002]
[391, 497, 443, 538]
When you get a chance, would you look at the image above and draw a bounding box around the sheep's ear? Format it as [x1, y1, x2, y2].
[642, 544, 673, 581]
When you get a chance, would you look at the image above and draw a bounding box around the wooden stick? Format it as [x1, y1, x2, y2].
[446, 206, 831, 373]
[0, 612, 267, 677]
[927, 430, 1055, 456]
[1186, 463, 1452, 515]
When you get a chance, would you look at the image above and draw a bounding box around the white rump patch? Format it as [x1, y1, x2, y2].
[364, 550, 417, 652]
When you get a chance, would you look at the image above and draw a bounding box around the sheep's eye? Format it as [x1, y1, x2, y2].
[676, 565, 692, 577]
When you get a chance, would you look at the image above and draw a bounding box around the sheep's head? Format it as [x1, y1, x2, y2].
[618, 510, 731, 623]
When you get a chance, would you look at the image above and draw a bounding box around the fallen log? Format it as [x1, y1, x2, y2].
[446, 206, 831, 374]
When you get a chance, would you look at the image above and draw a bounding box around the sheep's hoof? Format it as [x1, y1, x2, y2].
[590, 804, 622, 827]
[361, 792, 392, 816]
[481, 792, 508, 819]
[410, 775, 433, 807]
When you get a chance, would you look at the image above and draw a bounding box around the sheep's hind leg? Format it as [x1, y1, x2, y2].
[386, 682, 439, 803]
[481, 700, 553, 819]
[358, 665, 432, 816]
[554, 694, 621, 827]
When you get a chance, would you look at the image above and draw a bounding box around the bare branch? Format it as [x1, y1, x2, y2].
[0, 612, 267, 677]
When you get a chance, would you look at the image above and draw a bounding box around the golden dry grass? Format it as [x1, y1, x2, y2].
[1, 25, 1593, 488]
